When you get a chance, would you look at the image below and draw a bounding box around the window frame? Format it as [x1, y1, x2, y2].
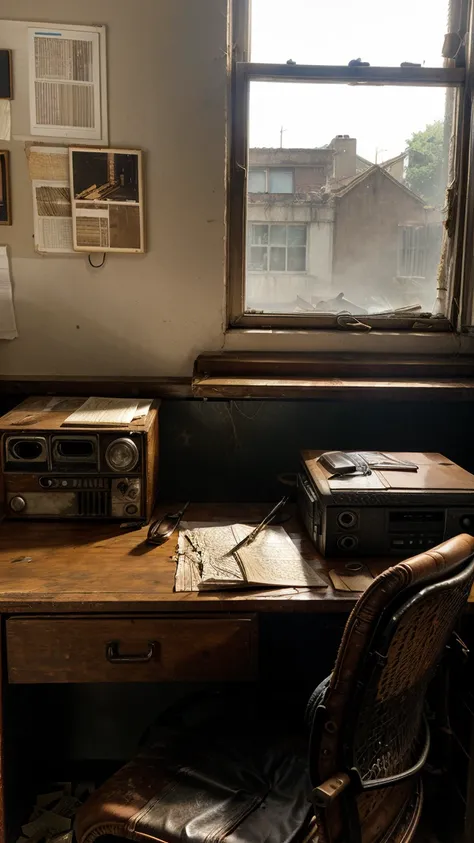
[227, 0, 474, 332]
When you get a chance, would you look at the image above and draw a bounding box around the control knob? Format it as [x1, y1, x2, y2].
[10, 496, 26, 513]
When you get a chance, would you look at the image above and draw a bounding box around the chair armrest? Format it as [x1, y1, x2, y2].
[351, 714, 430, 792]
[312, 773, 351, 808]
[312, 715, 430, 808]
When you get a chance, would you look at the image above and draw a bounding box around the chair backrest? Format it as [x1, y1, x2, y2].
[309, 533, 474, 843]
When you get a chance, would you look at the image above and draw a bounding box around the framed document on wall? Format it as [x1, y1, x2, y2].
[0, 151, 11, 225]
[69, 147, 144, 253]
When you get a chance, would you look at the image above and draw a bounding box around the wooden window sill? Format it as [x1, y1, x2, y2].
[192, 352, 474, 400]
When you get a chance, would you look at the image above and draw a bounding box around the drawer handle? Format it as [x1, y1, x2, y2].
[106, 640, 157, 664]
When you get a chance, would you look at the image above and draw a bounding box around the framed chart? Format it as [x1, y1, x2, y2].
[69, 147, 144, 253]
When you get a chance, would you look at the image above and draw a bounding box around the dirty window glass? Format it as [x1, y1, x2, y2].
[246, 81, 449, 315]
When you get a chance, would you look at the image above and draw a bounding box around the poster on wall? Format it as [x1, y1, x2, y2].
[69, 147, 144, 253]
[28, 26, 105, 141]
[27, 145, 74, 253]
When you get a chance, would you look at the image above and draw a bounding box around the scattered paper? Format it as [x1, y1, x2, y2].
[22, 811, 71, 838]
[63, 397, 139, 426]
[0, 246, 18, 340]
[35, 793, 64, 810]
[32, 180, 74, 253]
[329, 566, 374, 592]
[0, 100, 11, 141]
[18, 781, 90, 843]
[27, 146, 69, 181]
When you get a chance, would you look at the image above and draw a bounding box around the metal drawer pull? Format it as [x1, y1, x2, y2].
[106, 640, 157, 664]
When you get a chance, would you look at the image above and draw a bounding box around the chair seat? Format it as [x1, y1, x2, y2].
[75, 699, 316, 843]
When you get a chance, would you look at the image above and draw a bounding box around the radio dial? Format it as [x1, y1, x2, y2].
[10, 496, 26, 513]
[105, 438, 139, 473]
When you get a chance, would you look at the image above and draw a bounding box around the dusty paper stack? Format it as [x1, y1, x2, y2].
[175, 523, 327, 592]
[62, 397, 153, 426]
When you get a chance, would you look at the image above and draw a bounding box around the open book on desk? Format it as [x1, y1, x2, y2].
[176, 523, 327, 592]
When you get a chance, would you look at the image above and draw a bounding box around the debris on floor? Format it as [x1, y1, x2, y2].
[17, 782, 95, 843]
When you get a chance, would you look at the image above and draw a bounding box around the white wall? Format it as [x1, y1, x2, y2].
[0, 0, 228, 377]
[247, 204, 334, 307]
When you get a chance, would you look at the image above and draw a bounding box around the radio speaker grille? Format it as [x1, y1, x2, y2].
[77, 490, 110, 517]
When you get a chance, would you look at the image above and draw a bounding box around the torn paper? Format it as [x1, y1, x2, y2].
[0, 100, 11, 141]
[32, 180, 73, 253]
[0, 246, 18, 339]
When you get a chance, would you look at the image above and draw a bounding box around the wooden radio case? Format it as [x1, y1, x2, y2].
[0, 397, 160, 522]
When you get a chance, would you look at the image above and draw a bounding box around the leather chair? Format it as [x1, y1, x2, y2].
[75, 534, 474, 843]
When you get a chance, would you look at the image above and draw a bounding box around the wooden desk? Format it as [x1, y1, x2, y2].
[0, 504, 401, 843]
[0, 503, 388, 615]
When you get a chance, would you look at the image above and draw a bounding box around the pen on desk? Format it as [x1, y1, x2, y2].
[226, 495, 289, 556]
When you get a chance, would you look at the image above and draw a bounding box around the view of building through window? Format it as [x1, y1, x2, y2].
[245, 0, 451, 317]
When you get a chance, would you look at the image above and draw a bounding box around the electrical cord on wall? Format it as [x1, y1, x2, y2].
[88, 253, 107, 268]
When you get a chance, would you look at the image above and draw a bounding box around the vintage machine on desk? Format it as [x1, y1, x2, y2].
[298, 450, 474, 556]
[0, 397, 160, 522]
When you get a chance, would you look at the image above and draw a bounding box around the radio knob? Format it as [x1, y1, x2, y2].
[460, 515, 474, 530]
[10, 496, 26, 513]
[125, 504, 138, 515]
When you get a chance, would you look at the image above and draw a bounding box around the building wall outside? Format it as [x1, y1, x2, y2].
[246, 203, 334, 308]
[332, 169, 430, 309]
[249, 149, 333, 169]
[294, 167, 328, 192]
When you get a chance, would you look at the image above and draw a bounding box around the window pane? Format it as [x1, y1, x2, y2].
[248, 168, 266, 193]
[288, 247, 306, 271]
[269, 170, 293, 193]
[288, 225, 306, 246]
[245, 81, 450, 314]
[270, 247, 286, 271]
[250, 0, 450, 67]
[270, 224, 287, 245]
[249, 246, 268, 271]
[251, 224, 268, 245]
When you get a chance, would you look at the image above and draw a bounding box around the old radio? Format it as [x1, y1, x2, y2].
[0, 397, 160, 522]
[298, 450, 474, 557]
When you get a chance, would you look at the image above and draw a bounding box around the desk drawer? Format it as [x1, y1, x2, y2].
[6, 615, 258, 683]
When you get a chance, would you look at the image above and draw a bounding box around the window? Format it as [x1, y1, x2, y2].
[229, 0, 473, 331]
[398, 225, 427, 278]
[269, 170, 293, 193]
[248, 223, 307, 272]
[248, 168, 294, 193]
[248, 168, 266, 192]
